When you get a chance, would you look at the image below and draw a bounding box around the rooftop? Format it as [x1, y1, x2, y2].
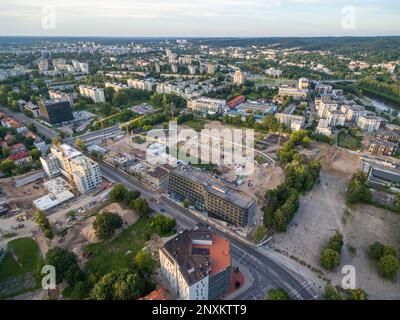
[172, 166, 254, 210]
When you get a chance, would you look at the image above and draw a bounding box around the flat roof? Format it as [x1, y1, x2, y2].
[33, 190, 74, 211]
[171, 166, 254, 210]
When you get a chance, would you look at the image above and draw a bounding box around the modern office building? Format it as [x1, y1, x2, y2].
[169, 166, 255, 227]
[159, 223, 231, 300]
[38, 99, 74, 124]
[79, 85, 105, 103]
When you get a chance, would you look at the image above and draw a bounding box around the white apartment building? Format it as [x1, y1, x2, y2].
[326, 109, 346, 127]
[71, 60, 89, 73]
[233, 70, 246, 85]
[316, 118, 332, 136]
[104, 82, 128, 93]
[357, 114, 383, 133]
[69, 156, 102, 194]
[298, 78, 309, 91]
[188, 65, 196, 75]
[171, 64, 178, 73]
[127, 79, 153, 92]
[79, 85, 105, 103]
[318, 101, 338, 119]
[265, 67, 282, 78]
[340, 104, 366, 123]
[275, 113, 305, 132]
[40, 154, 61, 177]
[37, 58, 49, 72]
[48, 144, 102, 194]
[187, 97, 227, 115]
[49, 90, 75, 106]
[207, 63, 215, 74]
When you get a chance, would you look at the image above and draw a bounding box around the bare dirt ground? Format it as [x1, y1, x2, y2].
[0, 173, 47, 210]
[270, 172, 400, 300]
[100, 202, 140, 226]
[310, 142, 361, 180]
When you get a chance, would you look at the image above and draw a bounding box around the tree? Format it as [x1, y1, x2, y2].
[348, 288, 368, 300]
[253, 225, 267, 242]
[93, 211, 123, 240]
[0, 159, 15, 175]
[369, 242, 384, 260]
[45, 247, 84, 285]
[378, 255, 400, 280]
[89, 269, 145, 300]
[131, 198, 149, 216]
[148, 214, 176, 236]
[75, 137, 87, 151]
[109, 184, 128, 202]
[30, 148, 41, 161]
[326, 231, 343, 253]
[320, 248, 340, 270]
[183, 198, 190, 208]
[324, 284, 344, 300]
[267, 288, 291, 300]
[346, 172, 371, 204]
[34, 210, 53, 239]
[134, 250, 156, 275]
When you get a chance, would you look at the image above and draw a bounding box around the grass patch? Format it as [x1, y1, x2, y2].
[0, 238, 42, 298]
[83, 217, 150, 278]
[182, 119, 206, 132]
[1, 233, 17, 239]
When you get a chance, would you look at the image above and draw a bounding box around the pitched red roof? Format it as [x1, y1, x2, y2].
[8, 151, 30, 161]
[228, 95, 246, 109]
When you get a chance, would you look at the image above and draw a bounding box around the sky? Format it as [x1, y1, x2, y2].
[0, 0, 399, 37]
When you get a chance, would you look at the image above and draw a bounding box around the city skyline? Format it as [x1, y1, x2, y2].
[1, 0, 399, 37]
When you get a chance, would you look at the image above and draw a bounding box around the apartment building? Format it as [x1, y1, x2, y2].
[49, 90, 75, 106]
[233, 70, 246, 85]
[326, 109, 346, 127]
[369, 140, 398, 156]
[79, 85, 105, 103]
[318, 101, 338, 119]
[105, 82, 128, 92]
[187, 97, 227, 115]
[127, 79, 153, 92]
[159, 223, 231, 300]
[340, 104, 366, 123]
[275, 113, 305, 132]
[357, 114, 383, 133]
[278, 87, 308, 100]
[168, 166, 255, 227]
[376, 130, 400, 143]
[40, 154, 61, 177]
[207, 63, 216, 75]
[47, 144, 102, 194]
[315, 118, 332, 136]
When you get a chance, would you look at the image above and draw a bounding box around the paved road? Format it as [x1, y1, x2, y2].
[0, 106, 58, 139]
[65, 125, 123, 145]
[96, 158, 317, 300]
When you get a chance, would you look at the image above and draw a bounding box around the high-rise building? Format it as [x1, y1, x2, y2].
[207, 63, 216, 74]
[49, 144, 102, 194]
[154, 62, 161, 73]
[38, 99, 74, 124]
[79, 85, 105, 103]
[233, 69, 246, 85]
[171, 64, 178, 73]
[188, 65, 196, 75]
[159, 223, 231, 300]
[168, 166, 255, 227]
[37, 58, 49, 72]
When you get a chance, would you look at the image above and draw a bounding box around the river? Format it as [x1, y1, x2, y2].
[364, 92, 400, 113]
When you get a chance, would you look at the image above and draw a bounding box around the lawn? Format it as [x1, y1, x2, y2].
[0, 237, 42, 298]
[83, 217, 150, 277]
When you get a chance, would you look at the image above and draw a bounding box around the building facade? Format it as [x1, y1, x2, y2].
[38, 99, 74, 124]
